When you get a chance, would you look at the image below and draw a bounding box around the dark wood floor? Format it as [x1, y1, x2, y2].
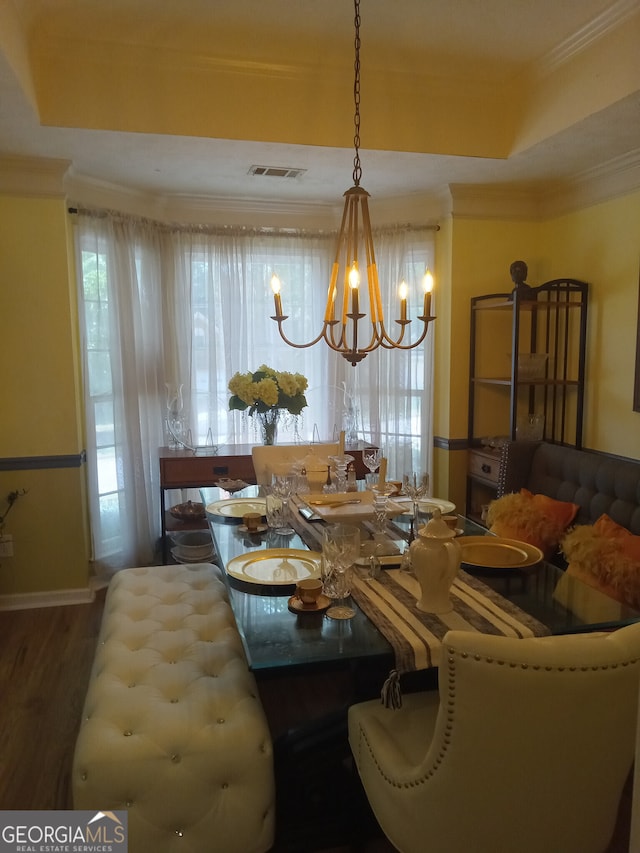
[0, 590, 632, 852]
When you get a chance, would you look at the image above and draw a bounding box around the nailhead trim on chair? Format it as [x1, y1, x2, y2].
[357, 643, 640, 790]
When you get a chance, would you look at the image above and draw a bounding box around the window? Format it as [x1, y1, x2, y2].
[75, 211, 434, 572]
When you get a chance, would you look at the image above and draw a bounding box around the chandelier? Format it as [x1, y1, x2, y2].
[270, 0, 435, 366]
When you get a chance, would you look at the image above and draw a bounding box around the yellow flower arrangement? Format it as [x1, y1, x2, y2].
[228, 366, 308, 418]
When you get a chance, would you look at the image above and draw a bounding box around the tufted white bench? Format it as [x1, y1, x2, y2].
[72, 563, 274, 853]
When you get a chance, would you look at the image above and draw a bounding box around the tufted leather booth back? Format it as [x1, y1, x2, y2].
[72, 564, 274, 853]
[499, 440, 640, 534]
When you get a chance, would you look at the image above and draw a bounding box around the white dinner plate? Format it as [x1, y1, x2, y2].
[460, 536, 543, 571]
[206, 498, 267, 519]
[226, 548, 322, 585]
[395, 496, 456, 515]
[171, 546, 216, 564]
[304, 491, 406, 522]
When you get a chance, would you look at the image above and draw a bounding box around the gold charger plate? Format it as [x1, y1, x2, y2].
[460, 536, 544, 571]
[206, 498, 267, 519]
[226, 548, 322, 585]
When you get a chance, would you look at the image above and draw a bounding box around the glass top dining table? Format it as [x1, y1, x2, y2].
[199, 485, 640, 674]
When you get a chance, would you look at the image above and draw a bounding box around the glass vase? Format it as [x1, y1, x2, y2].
[258, 411, 280, 445]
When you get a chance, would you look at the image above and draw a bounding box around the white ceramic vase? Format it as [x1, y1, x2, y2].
[410, 510, 462, 614]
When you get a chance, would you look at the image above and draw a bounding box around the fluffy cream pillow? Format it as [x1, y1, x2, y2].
[486, 489, 579, 559]
[560, 514, 640, 609]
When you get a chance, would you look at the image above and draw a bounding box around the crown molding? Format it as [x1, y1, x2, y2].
[446, 184, 543, 220]
[541, 148, 640, 216]
[5, 147, 639, 225]
[65, 170, 343, 227]
[445, 145, 640, 221]
[0, 154, 70, 197]
[537, 0, 639, 75]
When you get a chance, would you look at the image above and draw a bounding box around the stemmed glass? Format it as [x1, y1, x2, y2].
[403, 472, 429, 526]
[323, 524, 360, 620]
[270, 472, 296, 535]
[371, 482, 396, 534]
[362, 447, 382, 477]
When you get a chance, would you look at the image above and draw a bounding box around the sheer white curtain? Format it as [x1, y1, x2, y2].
[75, 211, 434, 573]
[164, 228, 336, 448]
[75, 212, 166, 574]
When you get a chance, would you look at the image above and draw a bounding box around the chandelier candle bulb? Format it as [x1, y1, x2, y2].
[351, 281, 359, 315]
[349, 263, 360, 315]
[399, 280, 408, 321]
[271, 274, 283, 317]
[423, 269, 434, 317]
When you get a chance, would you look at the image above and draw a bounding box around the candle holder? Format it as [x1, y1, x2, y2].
[329, 454, 355, 493]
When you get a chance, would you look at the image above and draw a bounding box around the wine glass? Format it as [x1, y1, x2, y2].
[362, 447, 382, 476]
[403, 472, 429, 527]
[270, 472, 296, 535]
[371, 482, 396, 534]
[323, 524, 360, 620]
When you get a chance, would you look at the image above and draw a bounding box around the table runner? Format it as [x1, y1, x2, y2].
[290, 495, 550, 675]
[350, 568, 550, 673]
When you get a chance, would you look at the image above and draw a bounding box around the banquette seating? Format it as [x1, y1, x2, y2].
[498, 440, 640, 534]
[72, 563, 274, 853]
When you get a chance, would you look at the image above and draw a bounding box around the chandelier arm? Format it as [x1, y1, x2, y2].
[328, 321, 348, 351]
[270, 318, 333, 350]
[380, 320, 432, 350]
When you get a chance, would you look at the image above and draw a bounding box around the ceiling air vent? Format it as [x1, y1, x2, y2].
[248, 165, 306, 179]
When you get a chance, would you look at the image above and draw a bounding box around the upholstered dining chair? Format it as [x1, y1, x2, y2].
[348, 624, 640, 853]
[251, 443, 339, 486]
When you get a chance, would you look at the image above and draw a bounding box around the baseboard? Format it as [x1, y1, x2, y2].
[0, 586, 95, 611]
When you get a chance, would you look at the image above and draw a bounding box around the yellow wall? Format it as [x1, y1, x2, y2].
[432, 214, 540, 509]
[433, 190, 640, 509]
[539, 191, 640, 459]
[0, 194, 90, 599]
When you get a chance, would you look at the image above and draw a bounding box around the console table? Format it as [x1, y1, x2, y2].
[159, 443, 372, 562]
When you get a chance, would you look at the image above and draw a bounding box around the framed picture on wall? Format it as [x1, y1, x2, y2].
[635, 274, 640, 413]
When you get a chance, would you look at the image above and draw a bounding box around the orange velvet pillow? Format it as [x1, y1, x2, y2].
[561, 515, 640, 609]
[593, 514, 640, 563]
[486, 489, 579, 558]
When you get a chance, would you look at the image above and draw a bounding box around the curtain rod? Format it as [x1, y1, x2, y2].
[67, 206, 440, 237]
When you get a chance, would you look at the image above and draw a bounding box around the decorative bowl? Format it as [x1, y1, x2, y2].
[170, 500, 206, 521]
[170, 530, 213, 559]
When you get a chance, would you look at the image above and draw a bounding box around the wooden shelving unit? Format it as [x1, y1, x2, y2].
[466, 278, 588, 521]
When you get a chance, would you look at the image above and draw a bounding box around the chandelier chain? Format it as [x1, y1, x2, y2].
[352, 0, 362, 187]
[269, 0, 436, 365]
